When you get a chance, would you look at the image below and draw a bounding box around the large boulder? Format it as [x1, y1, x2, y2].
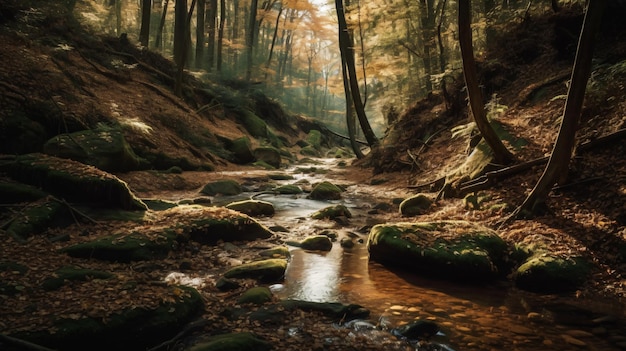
[6, 200, 68, 241]
[309, 181, 342, 200]
[367, 220, 509, 282]
[399, 193, 433, 216]
[288, 235, 333, 251]
[228, 137, 255, 164]
[253, 147, 281, 169]
[12, 286, 203, 351]
[0, 153, 147, 210]
[514, 254, 592, 293]
[311, 204, 352, 220]
[43, 127, 144, 172]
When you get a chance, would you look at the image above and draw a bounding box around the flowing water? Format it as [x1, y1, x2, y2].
[215, 159, 626, 351]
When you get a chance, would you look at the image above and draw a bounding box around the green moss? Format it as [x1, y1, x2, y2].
[7, 200, 68, 240]
[252, 160, 276, 169]
[237, 287, 273, 305]
[62, 231, 177, 262]
[268, 173, 293, 180]
[253, 147, 281, 169]
[258, 246, 290, 259]
[298, 235, 333, 251]
[279, 300, 369, 320]
[309, 181, 342, 200]
[143, 199, 179, 211]
[228, 137, 254, 164]
[224, 259, 287, 282]
[240, 110, 268, 138]
[300, 145, 319, 157]
[185, 215, 272, 244]
[1, 153, 147, 210]
[274, 184, 302, 194]
[515, 255, 592, 293]
[399, 193, 433, 216]
[190, 332, 272, 351]
[200, 179, 242, 196]
[306, 130, 323, 149]
[311, 205, 352, 220]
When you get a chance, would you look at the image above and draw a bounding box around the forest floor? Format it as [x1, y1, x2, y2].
[1, 1, 626, 351]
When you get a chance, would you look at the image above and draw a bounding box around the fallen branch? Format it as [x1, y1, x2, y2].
[0, 333, 57, 351]
[137, 80, 192, 112]
[105, 48, 174, 84]
[325, 128, 369, 146]
[51, 197, 99, 225]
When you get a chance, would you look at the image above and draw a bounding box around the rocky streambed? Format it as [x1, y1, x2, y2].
[1, 154, 625, 351]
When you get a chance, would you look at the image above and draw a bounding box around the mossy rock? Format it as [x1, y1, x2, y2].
[228, 137, 255, 164]
[13, 285, 203, 351]
[293, 235, 333, 251]
[273, 184, 302, 194]
[0, 153, 147, 210]
[237, 287, 273, 305]
[268, 173, 293, 181]
[42, 266, 114, 291]
[300, 145, 320, 157]
[258, 246, 290, 259]
[200, 179, 242, 196]
[253, 147, 281, 169]
[62, 231, 177, 262]
[240, 110, 268, 138]
[514, 255, 592, 293]
[43, 126, 144, 172]
[161, 206, 272, 244]
[252, 160, 276, 170]
[0, 181, 47, 204]
[399, 193, 433, 216]
[279, 300, 369, 320]
[189, 332, 272, 351]
[311, 204, 352, 220]
[224, 259, 287, 282]
[306, 130, 323, 149]
[367, 220, 509, 282]
[226, 199, 275, 217]
[309, 181, 342, 200]
[6, 200, 68, 240]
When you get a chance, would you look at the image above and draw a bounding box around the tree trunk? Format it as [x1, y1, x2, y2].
[175, 0, 197, 97]
[217, 0, 225, 71]
[139, 0, 151, 47]
[517, 0, 606, 215]
[207, 0, 217, 70]
[115, 0, 122, 35]
[173, 0, 188, 67]
[245, 0, 259, 81]
[195, 0, 205, 66]
[155, 0, 169, 49]
[335, 0, 378, 147]
[264, 4, 282, 82]
[342, 58, 365, 159]
[458, 0, 514, 164]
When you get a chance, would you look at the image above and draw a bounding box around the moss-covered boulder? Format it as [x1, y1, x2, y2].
[160, 206, 273, 244]
[258, 246, 290, 259]
[228, 137, 255, 164]
[189, 332, 272, 351]
[300, 145, 320, 157]
[240, 110, 269, 138]
[399, 193, 433, 216]
[288, 235, 333, 251]
[12, 285, 203, 351]
[224, 259, 287, 282]
[6, 200, 68, 240]
[43, 127, 144, 172]
[367, 221, 508, 281]
[226, 199, 275, 217]
[253, 147, 281, 169]
[200, 179, 242, 196]
[42, 266, 114, 291]
[273, 184, 302, 194]
[0, 153, 147, 210]
[306, 130, 323, 150]
[309, 181, 342, 200]
[62, 231, 177, 262]
[311, 204, 352, 220]
[268, 173, 293, 181]
[237, 287, 273, 305]
[514, 255, 592, 293]
[143, 198, 179, 211]
[0, 181, 47, 203]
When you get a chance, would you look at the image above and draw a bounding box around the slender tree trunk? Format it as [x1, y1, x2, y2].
[335, 0, 378, 147]
[518, 0, 605, 215]
[341, 58, 365, 158]
[173, 0, 188, 66]
[245, 0, 259, 81]
[196, 0, 206, 66]
[264, 4, 283, 82]
[115, 0, 122, 35]
[175, 0, 197, 97]
[139, 0, 151, 46]
[155, 0, 169, 49]
[217, 0, 225, 72]
[458, 0, 514, 164]
[206, 0, 217, 70]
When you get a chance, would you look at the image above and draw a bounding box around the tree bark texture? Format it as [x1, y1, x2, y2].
[518, 0, 606, 214]
[245, 0, 259, 81]
[139, 0, 151, 47]
[195, 0, 205, 66]
[458, 0, 514, 164]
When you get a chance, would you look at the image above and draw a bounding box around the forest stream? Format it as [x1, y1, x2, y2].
[155, 158, 625, 351]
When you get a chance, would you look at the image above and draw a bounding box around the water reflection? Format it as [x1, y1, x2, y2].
[279, 246, 343, 302]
